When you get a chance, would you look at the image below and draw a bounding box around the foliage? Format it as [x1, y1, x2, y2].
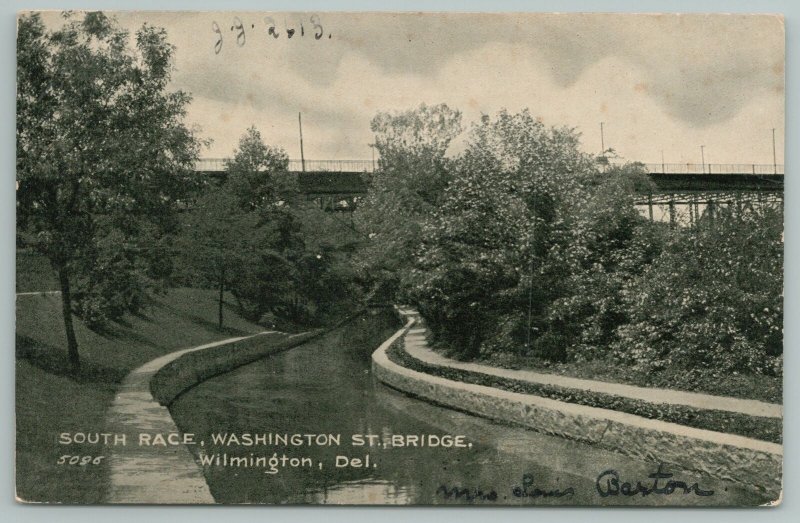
[16, 12, 202, 369]
[179, 187, 284, 327]
[179, 128, 294, 327]
[406, 109, 599, 359]
[545, 163, 664, 360]
[354, 103, 462, 298]
[181, 127, 363, 327]
[611, 204, 784, 378]
[399, 108, 782, 385]
[224, 126, 291, 211]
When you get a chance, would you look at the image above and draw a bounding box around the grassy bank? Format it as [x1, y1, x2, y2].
[480, 353, 782, 405]
[387, 339, 781, 444]
[15, 248, 59, 293]
[16, 287, 265, 503]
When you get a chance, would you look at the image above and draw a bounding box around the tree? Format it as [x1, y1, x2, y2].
[543, 163, 663, 360]
[611, 204, 783, 379]
[354, 103, 462, 299]
[179, 189, 269, 329]
[16, 12, 202, 372]
[180, 128, 301, 327]
[406, 109, 600, 358]
[224, 126, 290, 211]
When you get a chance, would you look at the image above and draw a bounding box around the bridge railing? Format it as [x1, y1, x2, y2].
[288, 159, 375, 173]
[195, 158, 783, 176]
[642, 163, 784, 175]
[195, 158, 227, 171]
[195, 158, 375, 173]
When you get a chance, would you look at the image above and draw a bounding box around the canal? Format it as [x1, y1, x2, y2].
[169, 310, 769, 506]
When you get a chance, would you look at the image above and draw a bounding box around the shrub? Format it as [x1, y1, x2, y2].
[611, 204, 783, 377]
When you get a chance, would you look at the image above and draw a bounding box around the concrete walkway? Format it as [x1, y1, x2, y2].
[402, 318, 782, 419]
[104, 332, 277, 504]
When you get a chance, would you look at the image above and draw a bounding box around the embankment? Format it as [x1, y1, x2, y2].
[150, 330, 323, 405]
[371, 309, 782, 499]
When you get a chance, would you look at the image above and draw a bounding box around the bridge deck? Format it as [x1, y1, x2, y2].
[194, 160, 784, 209]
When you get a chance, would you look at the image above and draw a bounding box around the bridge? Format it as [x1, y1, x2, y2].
[629, 163, 784, 226]
[196, 158, 375, 174]
[194, 159, 784, 214]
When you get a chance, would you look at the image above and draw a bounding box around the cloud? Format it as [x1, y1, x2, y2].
[33, 11, 785, 163]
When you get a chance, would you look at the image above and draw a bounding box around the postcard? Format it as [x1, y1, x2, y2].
[15, 11, 784, 506]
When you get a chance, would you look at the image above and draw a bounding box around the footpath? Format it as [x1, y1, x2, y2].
[404, 326, 782, 418]
[104, 332, 278, 504]
[372, 308, 782, 498]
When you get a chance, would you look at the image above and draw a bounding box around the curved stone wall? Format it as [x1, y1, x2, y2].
[371, 315, 782, 499]
[151, 330, 322, 406]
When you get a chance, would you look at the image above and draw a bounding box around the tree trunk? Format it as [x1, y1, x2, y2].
[57, 265, 80, 374]
[218, 266, 225, 329]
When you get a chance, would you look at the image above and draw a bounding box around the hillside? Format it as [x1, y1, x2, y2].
[16, 282, 266, 503]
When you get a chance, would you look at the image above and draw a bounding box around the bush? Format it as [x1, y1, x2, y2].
[406, 109, 598, 360]
[394, 107, 783, 388]
[611, 204, 783, 377]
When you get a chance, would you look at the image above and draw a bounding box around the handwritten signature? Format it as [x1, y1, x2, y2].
[435, 464, 715, 502]
[596, 463, 715, 497]
[436, 473, 574, 502]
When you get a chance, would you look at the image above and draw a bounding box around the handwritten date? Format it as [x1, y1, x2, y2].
[212, 15, 330, 54]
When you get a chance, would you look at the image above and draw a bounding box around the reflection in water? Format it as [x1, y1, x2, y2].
[310, 478, 415, 505]
[169, 312, 767, 506]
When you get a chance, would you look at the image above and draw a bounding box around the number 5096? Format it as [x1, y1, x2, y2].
[57, 455, 105, 466]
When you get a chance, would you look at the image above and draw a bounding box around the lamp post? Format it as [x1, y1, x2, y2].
[369, 143, 376, 172]
[772, 128, 777, 174]
[700, 145, 706, 174]
[600, 122, 605, 153]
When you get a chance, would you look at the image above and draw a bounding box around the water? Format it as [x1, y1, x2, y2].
[169, 312, 768, 506]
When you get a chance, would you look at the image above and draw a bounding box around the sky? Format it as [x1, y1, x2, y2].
[36, 11, 785, 166]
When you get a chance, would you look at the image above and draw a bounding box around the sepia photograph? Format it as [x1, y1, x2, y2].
[14, 10, 784, 506]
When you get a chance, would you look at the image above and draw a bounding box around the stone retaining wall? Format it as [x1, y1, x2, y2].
[151, 330, 322, 406]
[371, 316, 782, 499]
[151, 310, 369, 406]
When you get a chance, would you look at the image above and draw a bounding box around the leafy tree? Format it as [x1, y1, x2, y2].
[224, 126, 290, 211]
[179, 189, 271, 329]
[407, 109, 599, 359]
[611, 204, 783, 378]
[182, 126, 364, 328]
[354, 103, 462, 299]
[180, 128, 295, 327]
[16, 12, 202, 372]
[544, 163, 663, 359]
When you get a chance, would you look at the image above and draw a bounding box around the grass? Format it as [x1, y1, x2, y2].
[15, 248, 59, 293]
[387, 340, 782, 444]
[481, 352, 783, 405]
[15, 286, 265, 504]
